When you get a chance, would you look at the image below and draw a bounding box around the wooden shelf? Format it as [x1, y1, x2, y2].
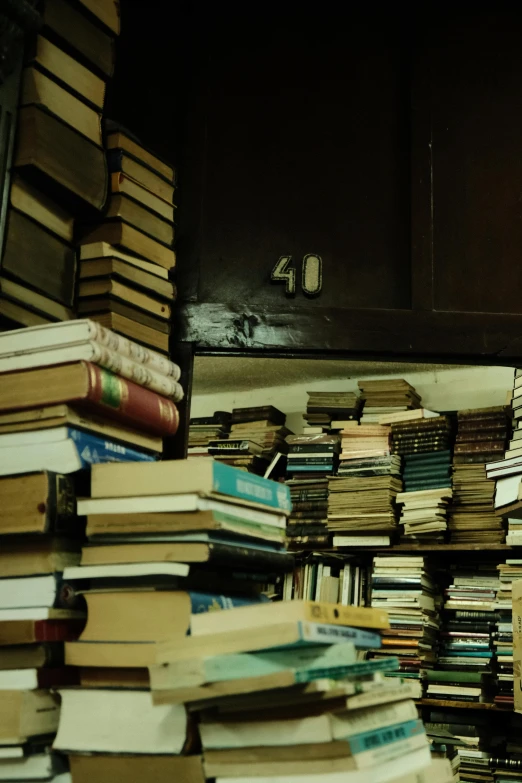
[416, 698, 509, 710]
[365, 544, 516, 552]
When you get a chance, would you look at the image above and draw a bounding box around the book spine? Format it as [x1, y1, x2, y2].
[293, 656, 398, 682]
[83, 363, 179, 436]
[32, 620, 85, 643]
[456, 430, 508, 442]
[88, 342, 183, 401]
[403, 449, 452, 462]
[68, 428, 157, 466]
[455, 441, 505, 453]
[189, 592, 267, 615]
[297, 622, 381, 648]
[90, 321, 181, 379]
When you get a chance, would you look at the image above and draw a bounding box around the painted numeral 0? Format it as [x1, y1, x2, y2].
[271, 254, 322, 296]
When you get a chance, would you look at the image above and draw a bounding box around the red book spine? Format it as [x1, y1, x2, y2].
[82, 362, 179, 436]
[34, 619, 86, 642]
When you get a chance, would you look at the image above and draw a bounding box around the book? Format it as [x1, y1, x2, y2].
[0, 343, 181, 400]
[42, 0, 115, 78]
[10, 174, 74, 242]
[77, 0, 121, 35]
[1, 210, 76, 308]
[0, 405, 162, 453]
[79, 278, 172, 320]
[15, 105, 107, 212]
[90, 459, 292, 512]
[0, 538, 80, 577]
[68, 755, 205, 783]
[0, 319, 180, 378]
[379, 410, 440, 425]
[0, 298, 51, 329]
[333, 536, 391, 547]
[0, 690, 60, 743]
[0, 613, 84, 646]
[232, 406, 286, 426]
[82, 309, 169, 353]
[106, 194, 173, 245]
[0, 752, 66, 780]
[0, 574, 78, 610]
[80, 220, 175, 269]
[0, 426, 157, 476]
[110, 172, 175, 222]
[107, 150, 174, 202]
[0, 472, 77, 536]
[80, 241, 170, 278]
[80, 541, 293, 572]
[0, 277, 73, 322]
[54, 690, 188, 753]
[106, 129, 174, 182]
[21, 67, 102, 145]
[0, 362, 179, 436]
[28, 34, 105, 109]
[69, 590, 262, 644]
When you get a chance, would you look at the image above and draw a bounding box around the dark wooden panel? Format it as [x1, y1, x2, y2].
[431, 10, 522, 314]
[177, 4, 412, 311]
[181, 302, 522, 361]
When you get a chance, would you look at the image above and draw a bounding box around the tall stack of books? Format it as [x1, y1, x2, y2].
[358, 378, 422, 423]
[52, 460, 295, 777]
[207, 406, 289, 475]
[304, 391, 362, 431]
[78, 128, 176, 355]
[449, 407, 511, 544]
[431, 563, 499, 705]
[188, 411, 232, 458]
[285, 476, 332, 552]
[0, 0, 119, 328]
[391, 415, 453, 542]
[286, 433, 340, 480]
[0, 320, 185, 472]
[368, 556, 440, 693]
[495, 560, 517, 708]
[326, 424, 401, 547]
[149, 600, 432, 783]
[0, 471, 85, 781]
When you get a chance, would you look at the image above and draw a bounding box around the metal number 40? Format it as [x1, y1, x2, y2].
[271, 254, 323, 297]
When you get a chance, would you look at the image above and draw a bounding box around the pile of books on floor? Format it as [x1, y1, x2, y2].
[495, 560, 517, 708]
[449, 407, 510, 544]
[358, 378, 421, 424]
[327, 423, 401, 548]
[0, 470, 85, 782]
[431, 562, 499, 705]
[77, 127, 176, 355]
[304, 391, 362, 431]
[207, 405, 290, 475]
[282, 555, 370, 604]
[150, 600, 432, 783]
[368, 556, 440, 694]
[188, 410, 231, 457]
[0, 320, 187, 475]
[0, 0, 120, 328]
[51, 460, 294, 778]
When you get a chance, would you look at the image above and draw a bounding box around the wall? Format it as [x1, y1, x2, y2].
[190, 364, 516, 434]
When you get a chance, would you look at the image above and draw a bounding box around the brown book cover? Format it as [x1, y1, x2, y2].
[454, 441, 505, 454]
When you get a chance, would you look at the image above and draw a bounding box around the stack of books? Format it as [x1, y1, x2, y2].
[78, 128, 176, 355]
[52, 460, 295, 776]
[0, 320, 185, 473]
[424, 725, 461, 783]
[207, 405, 289, 475]
[188, 411, 232, 457]
[358, 379, 421, 424]
[432, 563, 498, 705]
[391, 416, 453, 490]
[285, 477, 332, 552]
[449, 407, 510, 544]
[0, 0, 119, 328]
[0, 470, 85, 781]
[396, 488, 453, 542]
[368, 556, 440, 693]
[282, 556, 369, 604]
[495, 560, 517, 708]
[285, 433, 340, 480]
[304, 391, 362, 431]
[327, 473, 402, 548]
[423, 706, 496, 783]
[150, 600, 432, 783]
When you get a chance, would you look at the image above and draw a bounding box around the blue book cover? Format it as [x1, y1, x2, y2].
[212, 461, 291, 512]
[294, 656, 399, 682]
[441, 650, 493, 658]
[189, 592, 268, 615]
[68, 427, 156, 466]
[348, 719, 424, 755]
[292, 622, 381, 650]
